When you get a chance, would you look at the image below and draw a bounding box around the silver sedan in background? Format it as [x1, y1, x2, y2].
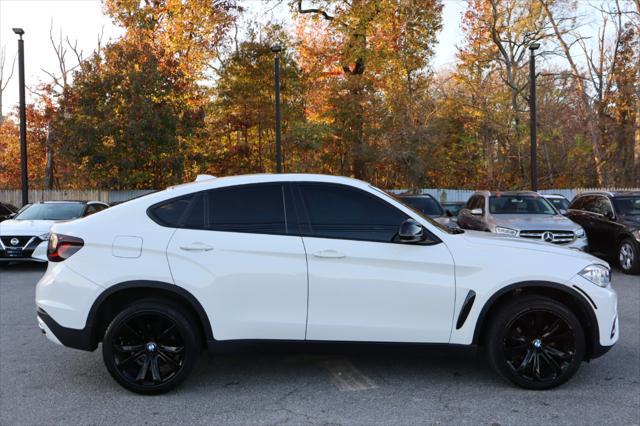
[458, 191, 588, 251]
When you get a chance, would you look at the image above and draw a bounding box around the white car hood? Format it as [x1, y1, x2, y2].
[0, 219, 57, 236]
[461, 229, 602, 264]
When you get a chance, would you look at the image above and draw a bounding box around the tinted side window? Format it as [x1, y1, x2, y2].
[592, 196, 613, 216]
[151, 195, 193, 227]
[206, 184, 286, 234]
[465, 196, 476, 209]
[580, 196, 599, 213]
[569, 196, 584, 210]
[299, 184, 407, 242]
[85, 205, 97, 216]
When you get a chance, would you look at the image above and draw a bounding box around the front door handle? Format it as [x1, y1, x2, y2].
[179, 242, 214, 252]
[312, 249, 346, 259]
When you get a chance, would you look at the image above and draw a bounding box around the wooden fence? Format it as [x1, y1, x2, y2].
[0, 187, 637, 208]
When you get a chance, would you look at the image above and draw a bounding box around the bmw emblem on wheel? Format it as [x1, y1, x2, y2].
[10, 238, 19, 246]
[542, 232, 554, 243]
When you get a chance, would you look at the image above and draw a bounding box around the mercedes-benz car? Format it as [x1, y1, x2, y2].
[36, 175, 617, 394]
[0, 201, 108, 263]
[458, 191, 588, 251]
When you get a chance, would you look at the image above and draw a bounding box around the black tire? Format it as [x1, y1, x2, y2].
[102, 299, 200, 394]
[618, 238, 640, 275]
[486, 295, 585, 390]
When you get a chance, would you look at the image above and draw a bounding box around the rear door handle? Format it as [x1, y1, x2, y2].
[179, 242, 214, 252]
[312, 249, 346, 259]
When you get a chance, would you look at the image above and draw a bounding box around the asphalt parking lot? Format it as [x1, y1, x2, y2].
[1, 264, 638, 425]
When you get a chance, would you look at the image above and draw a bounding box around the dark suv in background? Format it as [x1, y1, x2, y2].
[566, 191, 640, 274]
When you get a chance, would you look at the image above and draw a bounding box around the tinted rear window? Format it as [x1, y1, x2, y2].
[206, 184, 286, 234]
[151, 196, 193, 226]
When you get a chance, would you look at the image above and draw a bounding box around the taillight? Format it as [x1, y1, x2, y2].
[47, 233, 84, 262]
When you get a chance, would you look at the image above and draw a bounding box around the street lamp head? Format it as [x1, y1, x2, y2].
[270, 44, 282, 53]
[12, 28, 25, 36]
[529, 42, 541, 51]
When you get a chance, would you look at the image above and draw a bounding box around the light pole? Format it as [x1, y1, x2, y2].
[13, 28, 28, 206]
[271, 44, 282, 173]
[529, 42, 540, 192]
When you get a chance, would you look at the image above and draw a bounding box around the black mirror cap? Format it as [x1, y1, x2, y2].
[399, 219, 424, 243]
[445, 209, 453, 217]
[604, 211, 615, 220]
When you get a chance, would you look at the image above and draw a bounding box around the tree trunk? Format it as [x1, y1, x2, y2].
[45, 122, 55, 189]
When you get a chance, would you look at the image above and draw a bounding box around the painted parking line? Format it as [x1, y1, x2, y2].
[323, 358, 378, 392]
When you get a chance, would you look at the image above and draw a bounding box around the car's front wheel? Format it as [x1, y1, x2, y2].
[486, 295, 585, 390]
[102, 299, 200, 394]
[618, 238, 640, 275]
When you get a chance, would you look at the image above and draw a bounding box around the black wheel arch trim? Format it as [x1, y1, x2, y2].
[472, 280, 601, 357]
[40, 280, 215, 352]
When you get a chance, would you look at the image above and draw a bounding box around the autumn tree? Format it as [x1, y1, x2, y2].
[294, 0, 442, 182]
[205, 25, 305, 175]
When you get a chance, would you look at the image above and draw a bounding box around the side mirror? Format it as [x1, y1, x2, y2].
[445, 209, 453, 217]
[559, 209, 567, 215]
[398, 219, 424, 243]
[604, 210, 615, 220]
[8, 213, 16, 219]
[471, 208, 483, 216]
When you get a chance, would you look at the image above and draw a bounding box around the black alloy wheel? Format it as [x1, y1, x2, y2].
[487, 295, 585, 390]
[102, 300, 200, 394]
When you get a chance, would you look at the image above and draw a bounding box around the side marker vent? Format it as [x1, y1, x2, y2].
[456, 290, 476, 329]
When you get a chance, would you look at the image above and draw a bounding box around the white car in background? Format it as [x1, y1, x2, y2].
[543, 194, 572, 213]
[0, 201, 108, 263]
[35, 174, 618, 394]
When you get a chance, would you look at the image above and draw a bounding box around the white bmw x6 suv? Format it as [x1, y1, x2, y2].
[36, 174, 618, 394]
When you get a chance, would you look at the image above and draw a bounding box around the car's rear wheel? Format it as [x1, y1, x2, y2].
[102, 300, 200, 394]
[618, 238, 640, 275]
[486, 295, 585, 390]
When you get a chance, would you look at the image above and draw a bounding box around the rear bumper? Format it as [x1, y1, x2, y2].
[37, 307, 96, 351]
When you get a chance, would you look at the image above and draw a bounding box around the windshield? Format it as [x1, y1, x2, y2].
[546, 197, 570, 211]
[400, 196, 444, 217]
[15, 203, 85, 220]
[613, 196, 640, 216]
[489, 195, 556, 215]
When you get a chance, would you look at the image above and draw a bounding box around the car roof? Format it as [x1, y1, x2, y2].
[31, 200, 106, 205]
[398, 194, 438, 199]
[167, 173, 370, 192]
[576, 191, 640, 198]
[473, 190, 540, 197]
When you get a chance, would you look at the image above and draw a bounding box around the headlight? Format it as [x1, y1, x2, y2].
[495, 226, 518, 236]
[579, 264, 610, 287]
[633, 230, 640, 242]
[38, 233, 50, 241]
[575, 228, 585, 238]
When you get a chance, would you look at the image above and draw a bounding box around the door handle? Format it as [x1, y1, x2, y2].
[179, 242, 214, 252]
[312, 249, 346, 259]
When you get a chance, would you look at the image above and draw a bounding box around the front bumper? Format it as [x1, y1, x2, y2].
[567, 273, 618, 358]
[0, 238, 48, 262]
